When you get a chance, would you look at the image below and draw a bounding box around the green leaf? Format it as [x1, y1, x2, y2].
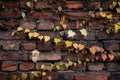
[113, 1, 117, 6]
[22, 12, 26, 18]
[29, 73, 34, 80]
[116, 8, 120, 13]
[65, 60, 73, 69]
[78, 59, 82, 65]
[106, 14, 112, 19]
[79, 28, 88, 37]
[11, 75, 17, 80]
[21, 73, 27, 80]
[53, 26, 60, 31]
[26, 2, 31, 7]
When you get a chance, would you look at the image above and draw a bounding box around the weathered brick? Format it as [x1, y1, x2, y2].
[103, 41, 119, 51]
[1, 61, 18, 71]
[0, 51, 28, 60]
[2, 41, 20, 50]
[21, 42, 36, 51]
[0, 31, 26, 40]
[75, 72, 110, 80]
[0, 72, 8, 80]
[35, 1, 50, 9]
[42, 71, 75, 80]
[29, 52, 61, 61]
[19, 62, 35, 71]
[106, 63, 120, 71]
[87, 63, 104, 71]
[20, 22, 36, 29]
[19, 0, 33, 9]
[109, 73, 120, 80]
[0, 11, 22, 20]
[37, 20, 54, 30]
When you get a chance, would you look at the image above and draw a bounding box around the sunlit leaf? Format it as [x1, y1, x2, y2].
[85, 58, 90, 62]
[33, 71, 40, 77]
[26, 2, 31, 7]
[17, 77, 21, 80]
[56, 62, 63, 70]
[34, 0, 38, 2]
[78, 44, 84, 50]
[67, 30, 76, 38]
[24, 28, 30, 33]
[21, 73, 27, 80]
[53, 26, 60, 31]
[44, 36, 50, 43]
[99, 12, 106, 17]
[89, 46, 96, 55]
[73, 43, 78, 49]
[17, 26, 23, 32]
[58, 6, 62, 12]
[118, 2, 120, 6]
[65, 60, 73, 69]
[65, 41, 73, 48]
[38, 35, 43, 40]
[33, 32, 39, 38]
[101, 54, 107, 61]
[113, 1, 117, 6]
[11, 75, 17, 80]
[106, 14, 112, 19]
[31, 49, 40, 63]
[29, 73, 34, 80]
[110, 4, 114, 9]
[54, 38, 61, 45]
[22, 12, 26, 18]
[28, 32, 34, 39]
[108, 54, 115, 61]
[79, 28, 88, 37]
[116, 8, 120, 13]
[41, 64, 45, 69]
[12, 30, 16, 36]
[78, 59, 82, 65]
[42, 72, 47, 76]
[114, 23, 120, 33]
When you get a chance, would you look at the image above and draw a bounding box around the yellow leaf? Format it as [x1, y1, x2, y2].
[89, 46, 96, 55]
[38, 35, 43, 40]
[21, 73, 27, 80]
[114, 23, 120, 33]
[116, 8, 120, 13]
[85, 58, 90, 62]
[44, 36, 50, 43]
[28, 32, 34, 39]
[42, 72, 47, 76]
[58, 6, 62, 12]
[73, 43, 78, 49]
[78, 59, 82, 65]
[24, 28, 30, 33]
[33, 32, 39, 37]
[26, 2, 31, 7]
[34, 0, 38, 2]
[17, 26, 23, 31]
[65, 41, 73, 48]
[99, 12, 106, 17]
[106, 14, 112, 19]
[22, 12, 26, 18]
[53, 26, 60, 31]
[54, 38, 61, 45]
[41, 64, 45, 69]
[62, 24, 67, 29]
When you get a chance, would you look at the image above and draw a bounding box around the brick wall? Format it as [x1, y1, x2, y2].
[0, 0, 120, 80]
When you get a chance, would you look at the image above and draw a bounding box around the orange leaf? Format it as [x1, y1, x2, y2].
[108, 54, 114, 61]
[78, 44, 84, 50]
[101, 54, 107, 61]
[89, 46, 96, 55]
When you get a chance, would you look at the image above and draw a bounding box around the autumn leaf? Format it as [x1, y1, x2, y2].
[106, 14, 112, 19]
[65, 60, 73, 69]
[101, 54, 107, 61]
[99, 12, 106, 17]
[78, 59, 82, 65]
[24, 28, 30, 33]
[89, 46, 96, 55]
[29, 73, 34, 80]
[31, 50, 40, 63]
[33, 32, 39, 38]
[26, 2, 31, 7]
[54, 38, 61, 45]
[114, 22, 120, 33]
[38, 35, 43, 40]
[21, 73, 27, 80]
[78, 44, 84, 50]
[116, 8, 120, 13]
[11, 75, 17, 80]
[108, 54, 114, 61]
[79, 28, 88, 37]
[44, 36, 50, 43]
[67, 30, 76, 38]
[53, 26, 60, 31]
[73, 43, 78, 49]
[22, 12, 26, 18]
[65, 41, 73, 48]
[17, 26, 23, 32]
[28, 32, 34, 39]
[58, 6, 62, 11]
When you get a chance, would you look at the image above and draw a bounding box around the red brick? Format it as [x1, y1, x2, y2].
[0, 73, 8, 80]
[0, 51, 28, 60]
[2, 41, 20, 50]
[88, 63, 104, 71]
[106, 63, 120, 71]
[0, 11, 22, 20]
[42, 71, 75, 80]
[103, 41, 119, 51]
[21, 42, 36, 51]
[0, 31, 26, 40]
[29, 52, 61, 61]
[19, 62, 35, 71]
[20, 22, 36, 29]
[35, 1, 50, 9]
[37, 20, 54, 30]
[1, 61, 18, 71]
[75, 72, 110, 80]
